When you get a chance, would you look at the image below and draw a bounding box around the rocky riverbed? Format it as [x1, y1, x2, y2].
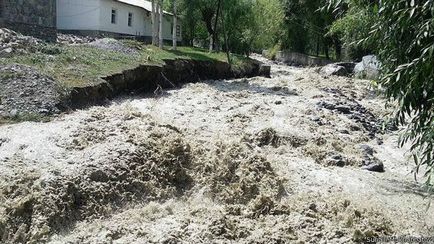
[0, 56, 433, 243]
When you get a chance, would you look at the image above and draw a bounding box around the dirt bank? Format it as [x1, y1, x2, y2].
[69, 58, 270, 109]
[0, 56, 432, 243]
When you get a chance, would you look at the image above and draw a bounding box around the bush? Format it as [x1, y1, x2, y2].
[326, 0, 378, 61]
[266, 44, 281, 60]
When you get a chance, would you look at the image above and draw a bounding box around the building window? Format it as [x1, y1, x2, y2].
[176, 25, 181, 37]
[111, 9, 117, 24]
[171, 25, 180, 36]
[128, 12, 133, 27]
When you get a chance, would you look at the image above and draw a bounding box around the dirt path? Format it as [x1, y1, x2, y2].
[0, 56, 433, 243]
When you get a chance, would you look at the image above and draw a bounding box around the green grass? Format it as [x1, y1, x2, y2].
[0, 40, 248, 88]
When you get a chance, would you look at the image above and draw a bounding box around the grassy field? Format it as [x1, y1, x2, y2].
[0, 40, 247, 88]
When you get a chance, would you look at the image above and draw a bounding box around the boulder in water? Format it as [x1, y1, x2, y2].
[354, 55, 381, 80]
[319, 64, 348, 77]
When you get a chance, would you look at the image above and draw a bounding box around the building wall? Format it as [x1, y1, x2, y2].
[57, 0, 101, 31]
[162, 15, 172, 40]
[99, 0, 149, 37]
[0, 0, 57, 41]
[57, 0, 181, 41]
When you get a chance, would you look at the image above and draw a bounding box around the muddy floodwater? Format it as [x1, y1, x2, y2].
[0, 56, 433, 243]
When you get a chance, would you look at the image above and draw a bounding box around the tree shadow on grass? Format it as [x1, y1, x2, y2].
[166, 49, 221, 62]
[166, 48, 250, 64]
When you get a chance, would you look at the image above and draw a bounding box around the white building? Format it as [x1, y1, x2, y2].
[56, 0, 181, 42]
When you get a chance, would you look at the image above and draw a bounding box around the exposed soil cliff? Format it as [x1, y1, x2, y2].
[68, 58, 270, 108]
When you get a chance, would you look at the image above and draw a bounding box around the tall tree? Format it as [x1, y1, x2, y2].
[325, 0, 378, 60]
[221, 0, 256, 55]
[200, 1, 217, 52]
[251, 0, 285, 51]
[212, 0, 222, 51]
[151, 0, 158, 46]
[221, 0, 230, 64]
[159, 0, 164, 49]
[281, 0, 309, 53]
[172, 0, 178, 50]
[177, 0, 201, 46]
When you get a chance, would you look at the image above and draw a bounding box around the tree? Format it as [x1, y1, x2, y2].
[166, 0, 287, 56]
[220, 0, 256, 55]
[213, 0, 222, 51]
[220, 0, 231, 63]
[172, 0, 178, 50]
[199, 0, 218, 52]
[325, 0, 378, 60]
[151, 0, 158, 46]
[178, 0, 201, 46]
[251, 0, 285, 51]
[281, 0, 309, 53]
[159, 0, 164, 49]
[277, 0, 341, 59]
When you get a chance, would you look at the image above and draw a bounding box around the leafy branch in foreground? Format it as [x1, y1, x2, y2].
[369, 0, 434, 189]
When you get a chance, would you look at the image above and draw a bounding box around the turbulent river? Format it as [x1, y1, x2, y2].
[0, 56, 432, 243]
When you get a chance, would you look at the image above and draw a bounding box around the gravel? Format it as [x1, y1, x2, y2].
[0, 28, 42, 57]
[0, 64, 66, 118]
[57, 33, 96, 45]
[88, 38, 138, 54]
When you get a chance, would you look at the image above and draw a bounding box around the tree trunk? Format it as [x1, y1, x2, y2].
[220, 4, 231, 65]
[209, 35, 213, 52]
[172, 0, 177, 50]
[159, 0, 164, 49]
[190, 26, 194, 46]
[151, 0, 157, 46]
[212, 0, 222, 51]
[334, 39, 342, 61]
[201, 7, 215, 52]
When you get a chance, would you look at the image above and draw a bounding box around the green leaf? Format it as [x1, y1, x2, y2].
[410, 8, 416, 18]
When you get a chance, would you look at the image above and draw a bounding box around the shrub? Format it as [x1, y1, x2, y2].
[325, 0, 378, 61]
